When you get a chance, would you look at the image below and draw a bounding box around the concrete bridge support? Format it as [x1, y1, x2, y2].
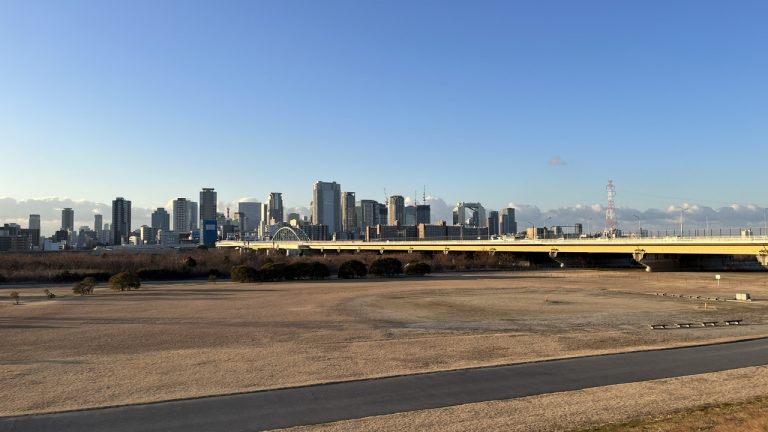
[756, 253, 768, 269]
[633, 251, 766, 272]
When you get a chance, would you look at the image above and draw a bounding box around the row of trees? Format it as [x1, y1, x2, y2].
[0, 248, 538, 284]
[231, 258, 431, 283]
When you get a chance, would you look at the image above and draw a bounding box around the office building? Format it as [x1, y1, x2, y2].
[0, 224, 30, 251]
[151, 208, 170, 232]
[488, 211, 500, 236]
[377, 203, 388, 226]
[139, 225, 153, 245]
[28, 214, 40, 247]
[94, 214, 103, 242]
[173, 198, 192, 232]
[501, 208, 518, 235]
[341, 192, 357, 233]
[388, 195, 405, 226]
[287, 212, 302, 227]
[298, 223, 329, 241]
[357, 200, 378, 230]
[61, 208, 74, 231]
[452, 202, 486, 227]
[189, 201, 198, 231]
[312, 181, 342, 238]
[416, 204, 431, 225]
[238, 202, 262, 232]
[111, 197, 131, 245]
[266, 192, 284, 225]
[404, 206, 417, 226]
[200, 188, 217, 221]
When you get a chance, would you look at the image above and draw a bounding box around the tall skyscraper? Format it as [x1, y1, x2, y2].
[28, 214, 41, 247]
[173, 198, 191, 232]
[266, 192, 283, 224]
[111, 197, 131, 245]
[388, 195, 405, 226]
[358, 200, 378, 230]
[94, 214, 103, 241]
[487, 211, 500, 236]
[238, 202, 262, 232]
[453, 202, 486, 227]
[501, 208, 517, 235]
[404, 206, 417, 226]
[151, 208, 170, 232]
[341, 192, 357, 233]
[189, 201, 198, 231]
[416, 205, 431, 225]
[200, 188, 217, 221]
[377, 203, 388, 226]
[61, 208, 74, 231]
[312, 181, 342, 238]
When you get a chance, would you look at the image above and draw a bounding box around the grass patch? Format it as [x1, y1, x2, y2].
[584, 396, 768, 432]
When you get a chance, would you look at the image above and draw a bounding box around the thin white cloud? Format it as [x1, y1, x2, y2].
[548, 156, 567, 167]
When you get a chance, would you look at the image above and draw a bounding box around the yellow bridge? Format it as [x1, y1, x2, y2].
[217, 234, 768, 271]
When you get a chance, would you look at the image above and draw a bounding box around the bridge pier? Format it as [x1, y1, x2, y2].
[632, 252, 764, 272]
[756, 253, 768, 269]
[631, 252, 681, 272]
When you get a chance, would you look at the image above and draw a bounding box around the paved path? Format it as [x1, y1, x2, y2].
[4, 338, 768, 432]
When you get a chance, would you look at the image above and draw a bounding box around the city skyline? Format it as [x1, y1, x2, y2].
[1, 1, 767, 214]
[2, 187, 768, 238]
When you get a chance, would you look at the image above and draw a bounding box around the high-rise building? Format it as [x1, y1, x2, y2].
[61, 208, 74, 231]
[94, 214, 103, 242]
[238, 202, 262, 232]
[312, 181, 342, 238]
[452, 202, 486, 227]
[173, 198, 191, 232]
[28, 214, 40, 231]
[388, 195, 405, 226]
[287, 212, 302, 227]
[341, 192, 357, 233]
[200, 188, 217, 221]
[28, 214, 41, 248]
[111, 197, 131, 245]
[358, 200, 378, 230]
[266, 193, 284, 224]
[416, 205, 431, 225]
[139, 225, 153, 245]
[404, 206, 417, 226]
[487, 211, 500, 236]
[501, 208, 517, 235]
[189, 201, 199, 231]
[151, 208, 170, 232]
[377, 203, 388, 226]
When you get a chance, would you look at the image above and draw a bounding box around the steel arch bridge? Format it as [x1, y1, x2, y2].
[272, 226, 310, 242]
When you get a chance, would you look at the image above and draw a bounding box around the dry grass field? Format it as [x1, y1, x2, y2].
[2, 269, 768, 429]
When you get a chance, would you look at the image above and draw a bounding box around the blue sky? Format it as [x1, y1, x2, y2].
[1, 0, 767, 220]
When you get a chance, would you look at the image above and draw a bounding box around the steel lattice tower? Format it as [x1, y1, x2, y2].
[605, 180, 617, 234]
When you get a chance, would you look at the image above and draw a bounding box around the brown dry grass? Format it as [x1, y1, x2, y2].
[587, 394, 768, 432]
[2, 269, 768, 420]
